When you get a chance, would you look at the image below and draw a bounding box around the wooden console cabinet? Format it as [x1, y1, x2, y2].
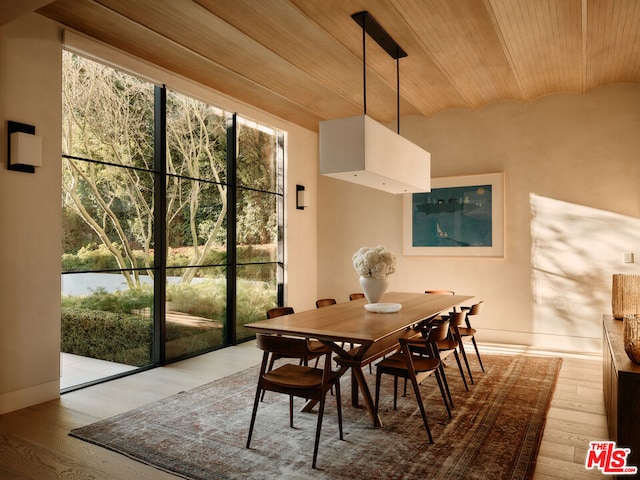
[603, 315, 640, 466]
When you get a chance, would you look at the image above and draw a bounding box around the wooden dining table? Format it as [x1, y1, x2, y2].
[244, 291, 473, 427]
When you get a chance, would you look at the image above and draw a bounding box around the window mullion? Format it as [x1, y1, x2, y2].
[153, 85, 167, 365]
[226, 113, 238, 345]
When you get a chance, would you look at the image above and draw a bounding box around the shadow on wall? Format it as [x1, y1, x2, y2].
[530, 194, 640, 349]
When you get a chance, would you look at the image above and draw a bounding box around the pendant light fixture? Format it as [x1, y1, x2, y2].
[319, 11, 431, 194]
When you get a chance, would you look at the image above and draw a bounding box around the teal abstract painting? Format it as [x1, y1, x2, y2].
[412, 184, 493, 247]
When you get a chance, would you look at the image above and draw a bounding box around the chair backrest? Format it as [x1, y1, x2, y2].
[425, 290, 455, 295]
[349, 293, 365, 301]
[255, 333, 316, 357]
[316, 298, 337, 308]
[425, 320, 451, 343]
[400, 320, 450, 357]
[267, 306, 294, 319]
[468, 301, 484, 316]
[448, 311, 467, 327]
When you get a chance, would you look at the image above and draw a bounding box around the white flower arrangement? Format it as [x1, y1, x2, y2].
[352, 245, 396, 280]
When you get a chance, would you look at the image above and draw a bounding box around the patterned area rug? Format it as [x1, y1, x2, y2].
[70, 354, 561, 480]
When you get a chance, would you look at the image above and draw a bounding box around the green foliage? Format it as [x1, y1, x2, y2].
[236, 279, 278, 341]
[61, 278, 275, 363]
[61, 307, 153, 366]
[165, 322, 223, 362]
[62, 285, 154, 313]
[62, 243, 151, 272]
[166, 278, 226, 320]
[166, 247, 227, 270]
[62, 206, 100, 254]
[61, 305, 227, 366]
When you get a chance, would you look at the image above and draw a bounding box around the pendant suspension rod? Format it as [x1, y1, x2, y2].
[397, 56, 400, 134]
[362, 15, 367, 115]
[352, 11, 407, 128]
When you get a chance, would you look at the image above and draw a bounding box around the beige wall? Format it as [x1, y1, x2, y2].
[318, 85, 640, 353]
[0, 14, 63, 414]
[0, 15, 318, 414]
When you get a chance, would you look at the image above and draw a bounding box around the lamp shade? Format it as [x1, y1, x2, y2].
[10, 131, 42, 167]
[612, 273, 640, 319]
[319, 115, 430, 194]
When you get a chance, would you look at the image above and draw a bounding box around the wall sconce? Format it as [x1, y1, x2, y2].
[7, 120, 42, 173]
[296, 184, 308, 210]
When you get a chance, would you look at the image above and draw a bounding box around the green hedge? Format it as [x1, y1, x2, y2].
[61, 307, 153, 366]
[62, 307, 226, 366]
[61, 275, 274, 365]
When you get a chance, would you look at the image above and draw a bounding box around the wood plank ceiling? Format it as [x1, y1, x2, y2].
[6, 0, 640, 131]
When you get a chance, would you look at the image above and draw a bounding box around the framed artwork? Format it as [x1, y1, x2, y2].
[403, 172, 504, 257]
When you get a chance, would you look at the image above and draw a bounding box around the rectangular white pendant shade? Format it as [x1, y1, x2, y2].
[319, 115, 430, 194]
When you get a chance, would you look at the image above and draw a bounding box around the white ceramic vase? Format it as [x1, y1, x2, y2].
[359, 276, 388, 304]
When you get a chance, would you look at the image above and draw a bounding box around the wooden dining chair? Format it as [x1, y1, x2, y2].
[267, 306, 295, 319]
[425, 290, 458, 314]
[401, 320, 455, 410]
[437, 311, 474, 389]
[262, 307, 325, 401]
[374, 320, 453, 443]
[247, 333, 343, 469]
[315, 298, 337, 308]
[265, 307, 327, 367]
[459, 301, 485, 372]
[265, 307, 298, 374]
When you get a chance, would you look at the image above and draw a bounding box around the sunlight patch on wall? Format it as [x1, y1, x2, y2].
[531, 194, 640, 346]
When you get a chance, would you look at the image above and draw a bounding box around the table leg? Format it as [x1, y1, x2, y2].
[351, 365, 383, 427]
[351, 369, 359, 406]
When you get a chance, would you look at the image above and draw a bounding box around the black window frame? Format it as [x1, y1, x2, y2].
[61, 63, 285, 383]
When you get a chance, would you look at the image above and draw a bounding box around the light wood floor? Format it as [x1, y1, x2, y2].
[0, 343, 607, 479]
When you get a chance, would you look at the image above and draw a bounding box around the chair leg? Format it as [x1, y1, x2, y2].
[289, 395, 294, 428]
[434, 368, 452, 419]
[407, 370, 433, 443]
[246, 385, 262, 448]
[471, 337, 485, 372]
[393, 375, 399, 410]
[439, 362, 454, 408]
[458, 342, 474, 385]
[312, 393, 327, 469]
[334, 380, 344, 441]
[453, 350, 469, 391]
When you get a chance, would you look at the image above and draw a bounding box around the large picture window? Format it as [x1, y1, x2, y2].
[61, 52, 284, 386]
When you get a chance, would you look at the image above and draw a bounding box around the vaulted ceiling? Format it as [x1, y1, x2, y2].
[4, 0, 640, 132]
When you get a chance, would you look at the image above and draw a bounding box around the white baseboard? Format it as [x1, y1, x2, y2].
[0, 380, 60, 415]
[477, 329, 602, 355]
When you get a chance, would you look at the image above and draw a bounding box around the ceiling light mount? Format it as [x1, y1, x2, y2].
[351, 11, 407, 60]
